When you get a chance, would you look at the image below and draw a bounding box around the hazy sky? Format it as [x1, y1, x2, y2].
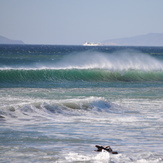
[1, 0, 163, 45]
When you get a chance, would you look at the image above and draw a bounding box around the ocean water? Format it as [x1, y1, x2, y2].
[0, 45, 163, 163]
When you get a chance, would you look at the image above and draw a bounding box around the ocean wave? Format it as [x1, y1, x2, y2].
[0, 68, 163, 83]
[0, 97, 122, 122]
[1, 50, 163, 83]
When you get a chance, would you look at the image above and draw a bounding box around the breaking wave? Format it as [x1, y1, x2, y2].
[0, 68, 163, 83]
[1, 50, 163, 83]
[0, 97, 123, 122]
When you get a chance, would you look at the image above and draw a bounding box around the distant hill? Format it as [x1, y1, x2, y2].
[102, 33, 163, 46]
[0, 35, 24, 44]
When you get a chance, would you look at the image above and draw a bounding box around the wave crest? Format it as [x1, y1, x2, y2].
[54, 50, 163, 71]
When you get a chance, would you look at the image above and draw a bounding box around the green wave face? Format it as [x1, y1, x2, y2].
[0, 69, 163, 83]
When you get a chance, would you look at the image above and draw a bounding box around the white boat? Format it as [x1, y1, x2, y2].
[83, 42, 99, 46]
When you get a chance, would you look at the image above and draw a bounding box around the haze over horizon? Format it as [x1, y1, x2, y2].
[1, 0, 163, 45]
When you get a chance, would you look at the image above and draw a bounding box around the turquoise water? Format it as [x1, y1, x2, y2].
[0, 45, 163, 162]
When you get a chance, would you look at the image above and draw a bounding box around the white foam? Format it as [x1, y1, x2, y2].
[65, 152, 91, 162]
[94, 150, 111, 163]
[63, 150, 111, 163]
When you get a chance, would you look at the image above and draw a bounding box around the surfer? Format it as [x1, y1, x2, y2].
[95, 145, 118, 154]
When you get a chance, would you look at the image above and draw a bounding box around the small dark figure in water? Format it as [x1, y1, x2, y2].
[95, 145, 118, 154]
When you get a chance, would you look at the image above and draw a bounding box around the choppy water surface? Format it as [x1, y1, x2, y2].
[0, 45, 163, 162]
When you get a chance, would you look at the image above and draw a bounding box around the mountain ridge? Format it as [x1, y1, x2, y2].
[102, 33, 163, 46]
[0, 35, 24, 44]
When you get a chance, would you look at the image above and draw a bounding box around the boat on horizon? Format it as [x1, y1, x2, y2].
[83, 42, 100, 46]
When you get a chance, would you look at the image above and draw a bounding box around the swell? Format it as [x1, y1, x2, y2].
[0, 68, 163, 82]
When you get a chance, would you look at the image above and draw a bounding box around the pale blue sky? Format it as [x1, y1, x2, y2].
[1, 0, 163, 45]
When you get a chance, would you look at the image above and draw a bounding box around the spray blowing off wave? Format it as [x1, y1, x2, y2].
[54, 50, 163, 71]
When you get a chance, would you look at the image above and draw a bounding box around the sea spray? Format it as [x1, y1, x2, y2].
[1, 48, 163, 71]
[54, 50, 163, 71]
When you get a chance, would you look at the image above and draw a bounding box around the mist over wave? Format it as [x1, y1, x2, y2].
[1, 50, 163, 71]
[54, 50, 163, 71]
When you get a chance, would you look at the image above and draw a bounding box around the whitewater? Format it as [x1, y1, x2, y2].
[0, 45, 163, 163]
